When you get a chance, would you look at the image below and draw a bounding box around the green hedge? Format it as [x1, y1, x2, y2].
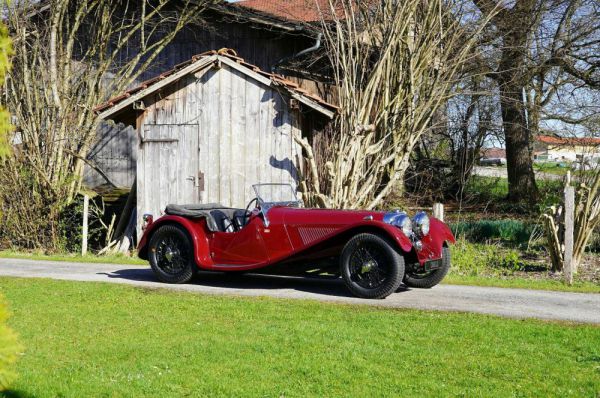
[451, 220, 537, 247]
[0, 294, 20, 391]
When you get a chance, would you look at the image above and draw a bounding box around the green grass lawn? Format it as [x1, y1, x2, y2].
[533, 162, 571, 176]
[1, 278, 599, 397]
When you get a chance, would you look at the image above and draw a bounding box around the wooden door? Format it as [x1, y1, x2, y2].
[138, 124, 200, 224]
[178, 124, 200, 204]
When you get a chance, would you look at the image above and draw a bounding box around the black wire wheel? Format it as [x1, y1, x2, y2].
[148, 224, 196, 284]
[403, 246, 451, 289]
[340, 233, 405, 299]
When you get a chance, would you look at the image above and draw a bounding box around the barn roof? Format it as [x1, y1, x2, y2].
[95, 49, 338, 121]
[234, 0, 332, 23]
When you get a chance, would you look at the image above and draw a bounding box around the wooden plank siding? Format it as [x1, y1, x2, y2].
[83, 122, 137, 188]
[84, 15, 326, 190]
[135, 64, 302, 236]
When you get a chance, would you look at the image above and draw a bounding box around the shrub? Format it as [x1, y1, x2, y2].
[450, 239, 541, 276]
[451, 220, 536, 247]
[489, 250, 526, 272]
[0, 294, 21, 391]
[450, 240, 497, 276]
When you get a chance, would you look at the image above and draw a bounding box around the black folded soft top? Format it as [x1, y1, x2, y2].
[165, 204, 238, 232]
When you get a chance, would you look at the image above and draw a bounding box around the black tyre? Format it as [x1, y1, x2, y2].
[403, 246, 450, 289]
[340, 233, 405, 299]
[148, 224, 196, 284]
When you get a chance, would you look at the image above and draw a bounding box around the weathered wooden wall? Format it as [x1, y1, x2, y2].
[83, 122, 137, 188]
[136, 63, 302, 232]
[85, 16, 327, 190]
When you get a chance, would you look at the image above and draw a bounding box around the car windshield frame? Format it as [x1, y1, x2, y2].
[252, 183, 302, 226]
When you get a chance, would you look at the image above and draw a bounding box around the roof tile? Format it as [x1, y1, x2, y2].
[537, 135, 600, 146]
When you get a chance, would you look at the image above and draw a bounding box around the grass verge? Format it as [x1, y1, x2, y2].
[0, 250, 146, 265]
[1, 277, 599, 397]
[443, 274, 600, 293]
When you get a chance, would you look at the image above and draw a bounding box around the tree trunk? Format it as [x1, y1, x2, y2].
[496, 9, 539, 204]
[500, 81, 538, 203]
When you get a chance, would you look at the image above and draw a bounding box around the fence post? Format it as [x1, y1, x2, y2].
[563, 184, 574, 285]
[82, 195, 89, 257]
[433, 203, 444, 222]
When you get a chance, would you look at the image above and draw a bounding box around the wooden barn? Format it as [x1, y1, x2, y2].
[95, 49, 336, 237]
[82, 0, 335, 190]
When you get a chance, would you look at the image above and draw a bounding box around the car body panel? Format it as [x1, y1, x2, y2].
[139, 206, 454, 273]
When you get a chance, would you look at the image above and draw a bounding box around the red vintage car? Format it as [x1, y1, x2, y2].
[138, 184, 455, 299]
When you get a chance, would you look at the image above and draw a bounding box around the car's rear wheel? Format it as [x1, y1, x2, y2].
[340, 233, 405, 299]
[403, 246, 450, 288]
[149, 225, 196, 284]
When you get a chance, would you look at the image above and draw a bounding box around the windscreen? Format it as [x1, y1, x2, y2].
[252, 183, 299, 205]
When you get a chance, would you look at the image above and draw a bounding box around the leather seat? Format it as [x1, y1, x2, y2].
[232, 209, 250, 231]
[210, 210, 235, 233]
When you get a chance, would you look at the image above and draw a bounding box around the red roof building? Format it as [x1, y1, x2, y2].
[534, 135, 600, 162]
[536, 135, 600, 146]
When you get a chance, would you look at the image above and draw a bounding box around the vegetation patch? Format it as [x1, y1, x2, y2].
[1, 278, 599, 397]
[448, 239, 600, 291]
[451, 219, 536, 247]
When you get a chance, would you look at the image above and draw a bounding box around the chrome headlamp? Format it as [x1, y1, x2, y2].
[383, 210, 413, 237]
[412, 211, 430, 237]
[142, 213, 153, 231]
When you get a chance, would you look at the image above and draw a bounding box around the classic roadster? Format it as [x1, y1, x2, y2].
[138, 184, 455, 299]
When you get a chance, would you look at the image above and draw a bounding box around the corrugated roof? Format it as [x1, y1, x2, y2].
[94, 48, 338, 117]
[537, 135, 600, 146]
[235, 0, 332, 23]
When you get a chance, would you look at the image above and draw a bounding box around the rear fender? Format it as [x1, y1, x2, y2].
[138, 215, 213, 268]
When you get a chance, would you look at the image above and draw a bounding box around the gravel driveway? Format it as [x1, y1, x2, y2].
[1, 258, 598, 324]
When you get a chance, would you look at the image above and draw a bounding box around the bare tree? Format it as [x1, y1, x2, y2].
[295, 0, 493, 209]
[473, 0, 599, 204]
[0, 0, 209, 249]
[442, 75, 500, 198]
[0, 22, 11, 159]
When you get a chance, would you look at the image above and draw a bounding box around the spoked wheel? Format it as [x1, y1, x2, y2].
[149, 225, 196, 284]
[340, 233, 405, 299]
[403, 246, 451, 288]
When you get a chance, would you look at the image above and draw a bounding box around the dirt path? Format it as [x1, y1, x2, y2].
[1, 258, 598, 324]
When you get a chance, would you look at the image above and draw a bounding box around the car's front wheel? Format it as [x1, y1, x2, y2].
[148, 224, 196, 284]
[403, 246, 450, 288]
[340, 233, 405, 299]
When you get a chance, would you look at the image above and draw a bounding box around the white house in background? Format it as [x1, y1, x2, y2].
[534, 135, 600, 162]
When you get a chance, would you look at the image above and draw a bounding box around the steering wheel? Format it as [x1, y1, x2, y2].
[243, 198, 259, 225]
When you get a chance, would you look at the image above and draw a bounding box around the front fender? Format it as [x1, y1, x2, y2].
[138, 215, 213, 267]
[374, 222, 415, 253]
[331, 221, 414, 253]
[416, 218, 456, 265]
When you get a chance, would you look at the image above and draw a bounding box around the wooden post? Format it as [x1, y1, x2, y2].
[564, 184, 574, 285]
[82, 195, 89, 256]
[433, 203, 444, 222]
